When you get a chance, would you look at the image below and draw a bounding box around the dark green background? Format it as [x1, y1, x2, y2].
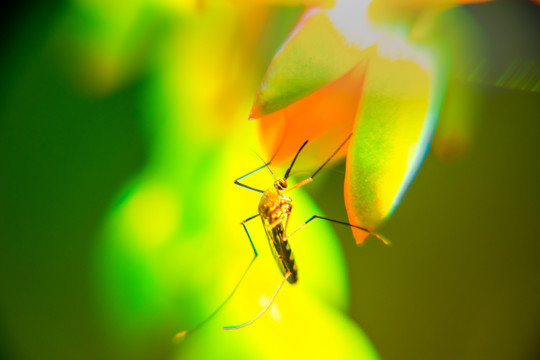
[312, 84, 540, 360]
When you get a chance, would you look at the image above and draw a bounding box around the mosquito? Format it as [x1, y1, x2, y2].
[176, 133, 386, 339]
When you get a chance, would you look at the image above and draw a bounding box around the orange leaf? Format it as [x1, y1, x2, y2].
[258, 62, 368, 167]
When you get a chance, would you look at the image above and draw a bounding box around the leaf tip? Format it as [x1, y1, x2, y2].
[173, 330, 188, 343]
[248, 107, 261, 120]
[248, 105, 262, 120]
[352, 228, 370, 245]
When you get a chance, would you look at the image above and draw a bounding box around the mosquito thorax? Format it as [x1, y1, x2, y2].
[274, 178, 287, 191]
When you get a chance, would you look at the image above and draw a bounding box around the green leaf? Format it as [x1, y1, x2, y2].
[344, 55, 440, 243]
[250, 9, 367, 118]
[251, 1, 447, 243]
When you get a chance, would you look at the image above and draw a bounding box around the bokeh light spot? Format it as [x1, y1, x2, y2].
[122, 182, 180, 250]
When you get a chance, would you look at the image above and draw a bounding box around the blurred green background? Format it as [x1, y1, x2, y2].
[1, 1, 540, 360]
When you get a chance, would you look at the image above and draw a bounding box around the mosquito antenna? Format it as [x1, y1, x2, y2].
[223, 272, 291, 331]
[311, 133, 352, 179]
[252, 150, 275, 177]
[285, 133, 353, 193]
[250, 130, 289, 179]
[284, 140, 309, 180]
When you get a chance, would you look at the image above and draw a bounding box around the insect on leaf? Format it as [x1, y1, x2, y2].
[251, 1, 447, 244]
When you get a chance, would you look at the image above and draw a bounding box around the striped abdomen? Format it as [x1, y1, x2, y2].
[259, 189, 298, 284]
[262, 219, 298, 284]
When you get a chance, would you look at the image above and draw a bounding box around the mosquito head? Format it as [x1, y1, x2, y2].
[274, 178, 288, 191]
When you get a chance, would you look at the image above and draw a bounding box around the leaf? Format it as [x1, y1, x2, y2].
[251, 0, 446, 243]
[368, 0, 493, 24]
[258, 62, 368, 166]
[250, 9, 367, 118]
[344, 55, 438, 244]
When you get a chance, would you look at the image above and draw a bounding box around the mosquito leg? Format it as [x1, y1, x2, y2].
[286, 215, 389, 245]
[286, 133, 353, 193]
[234, 163, 272, 194]
[174, 214, 261, 341]
[223, 272, 291, 330]
[241, 214, 260, 259]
